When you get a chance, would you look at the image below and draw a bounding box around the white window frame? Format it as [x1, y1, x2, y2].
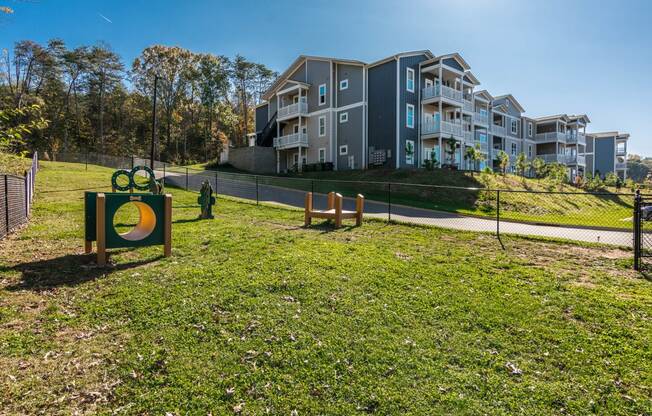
[318, 147, 326, 163]
[405, 139, 415, 165]
[406, 67, 415, 93]
[511, 119, 518, 134]
[528, 122, 533, 137]
[339, 79, 349, 91]
[406, 103, 415, 129]
[318, 83, 326, 106]
[339, 145, 348, 156]
[528, 145, 532, 158]
[339, 112, 348, 123]
[318, 116, 326, 137]
[511, 143, 517, 155]
[348, 155, 355, 169]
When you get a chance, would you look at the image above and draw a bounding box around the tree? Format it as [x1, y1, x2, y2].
[497, 150, 509, 175]
[464, 144, 484, 175]
[2, 40, 56, 108]
[0, 104, 49, 152]
[515, 152, 529, 177]
[531, 157, 546, 178]
[196, 53, 229, 160]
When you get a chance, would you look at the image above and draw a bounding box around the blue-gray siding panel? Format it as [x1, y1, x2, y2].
[255, 104, 269, 133]
[398, 54, 429, 168]
[594, 137, 615, 177]
[367, 59, 397, 168]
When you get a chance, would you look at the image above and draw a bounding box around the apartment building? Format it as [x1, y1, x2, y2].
[254, 51, 629, 179]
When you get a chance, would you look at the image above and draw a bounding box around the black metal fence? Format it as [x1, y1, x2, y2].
[1, 153, 38, 240]
[52, 152, 639, 248]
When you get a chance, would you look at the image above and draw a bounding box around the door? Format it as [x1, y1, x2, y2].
[433, 112, 441, 131]
[425, 78, 433, 90]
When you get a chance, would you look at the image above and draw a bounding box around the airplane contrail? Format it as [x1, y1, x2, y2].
[98, 13, 112, 23]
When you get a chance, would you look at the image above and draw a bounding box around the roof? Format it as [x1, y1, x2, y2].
[262, 55, 365, 101]
[567, 114, 591, 124]
[463, 71, 480, 86]
[587, 131, 629, 139]
[420, 52, 472, 72]
[492, 94, 526, 113]
[367, 50, 435, 68]
[473, 90, 494, 101]
[532, 114, 570, 123]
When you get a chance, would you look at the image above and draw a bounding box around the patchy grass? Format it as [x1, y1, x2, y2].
[0, 161, 650, 415]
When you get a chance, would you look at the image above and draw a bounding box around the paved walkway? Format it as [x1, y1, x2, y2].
[157, 169, 634, 247]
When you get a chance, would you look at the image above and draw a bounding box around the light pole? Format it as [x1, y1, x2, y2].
[150, 74, 158, 170]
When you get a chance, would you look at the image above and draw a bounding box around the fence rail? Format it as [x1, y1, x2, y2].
[52, 151, 642, 249]
[1, 152, 38, 240]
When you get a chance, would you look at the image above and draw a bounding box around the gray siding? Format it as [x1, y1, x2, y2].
[594, 136, 615, 177]
[367, 60, 397, 168]
[255, 104, 269, 133]
[336, 106, 364, 170]
[305, 59, 331, 112]
[442, 57, 464, 71]
[336, 64, 364, 107]
[289, 62, 307, 83]
[398, 54, 428, 168]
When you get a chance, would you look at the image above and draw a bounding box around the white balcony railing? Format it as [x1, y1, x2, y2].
[422, 119, 463, 137]
[463, 100, 473, 113]
[566, 132, 586, 145]
[473, 112, 489, 126]
[539, 154, 586, 165]
[277, 101, 308, 120]
[616, 161, 627, 170]
[273, 132, 308, 150]
[463, 130, 474, 144]
[421, 85, 463, 103]
[534, 132, 566, 143]
[491, 124, 506, 137]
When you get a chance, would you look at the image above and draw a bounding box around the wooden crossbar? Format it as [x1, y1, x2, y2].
[304, 192, 364, 228]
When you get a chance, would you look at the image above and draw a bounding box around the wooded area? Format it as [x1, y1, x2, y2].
[0, 39, 277, 164]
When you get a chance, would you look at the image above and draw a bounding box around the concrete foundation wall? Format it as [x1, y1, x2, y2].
[228, 146, 277, 174]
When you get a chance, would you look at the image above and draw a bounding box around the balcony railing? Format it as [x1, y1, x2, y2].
[463, 130, 474, 144]
[491, 124, 506, 136]
[422, 119, 463, 137]
[616, 161, 627, 170]
[566, 133, 586, 145]
[534, 132, 566, 143]
[463, 100, 473, 113]
[473, 113, 489, 126]
[422, 85, 463, 103]
[538, 154, 586, 165]
[273, 132, 308, 150]
[277, 101, 308, 120]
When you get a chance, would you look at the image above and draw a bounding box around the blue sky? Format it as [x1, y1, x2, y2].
[2, 0, 651, 155]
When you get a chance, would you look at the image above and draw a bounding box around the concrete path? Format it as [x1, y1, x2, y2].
[157, 169, 634, 247]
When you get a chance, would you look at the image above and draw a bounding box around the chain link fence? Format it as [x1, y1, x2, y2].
[1, 153, 38, 240]
[52, 152, 640, 248]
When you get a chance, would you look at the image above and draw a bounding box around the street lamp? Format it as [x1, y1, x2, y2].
[150, 74, 158, 170]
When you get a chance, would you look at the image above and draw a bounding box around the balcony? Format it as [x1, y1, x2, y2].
[273, 132, 308, 150]
[566, 133, 586, 145]
[616, 161, 627, 170]
[422, 85, 463, 103]
[422, 118, 463, 138]
[473, 112, 489, 126]
[534, 132, 567, 143]
[538, 154, 585, 165]
[491, 124, 506, 137]
[463, 130, 474, 145]
[463, 99, 473, 113]
[277, 101, 308, 121]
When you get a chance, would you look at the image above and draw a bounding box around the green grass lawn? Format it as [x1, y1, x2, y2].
[0, 161, 650, 415]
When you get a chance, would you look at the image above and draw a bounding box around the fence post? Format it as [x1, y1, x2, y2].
[214, 170, 218, 200]
[85, 149, 88, 171]
[634, 190, 641, 271]
[311, 180, 314, 195]
[162, 163, 166, 189]
[4, 175, 9, 234]
[185, 168, 189, 190]
[255, 176, 259, 205]
[24, 174, 28, 217]
[388, 182, 392, 222]
[496, 190, 504, 249]
[131, 155, 135, 169]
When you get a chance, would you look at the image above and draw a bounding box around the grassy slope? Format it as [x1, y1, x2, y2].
[0, 152, 31, 176]
[0, 161, 650, 415]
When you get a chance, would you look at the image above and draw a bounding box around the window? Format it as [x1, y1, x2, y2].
[339, 79, 348, 90]
[406, 104, 415, 128]
[319, 84, 326, 105]
[348, 155, 355, 169]
[318, 116, 326, 137]
[479, 133, 487, 143]
[617, 142, 626, 154]
[293, 124, 299, 134]
[528, 145, 532, 158]
[339, 112, 348, 123]
[405, 139, 415, 165]
[528, 122, 533, 137]
[318, 148, 326, 163]
[423, 147, 432, 160]
[511, 143, 517, 155]
[511, 119, 518, 134]
[406, 68, 415, 92]
[339, 145, 348, 155]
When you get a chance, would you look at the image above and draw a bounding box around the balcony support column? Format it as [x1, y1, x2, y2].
[276, 150, 280, 174]
[298, 146, 302, 172]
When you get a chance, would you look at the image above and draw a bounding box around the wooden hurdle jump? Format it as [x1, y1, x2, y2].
[304, 192, 364, 228]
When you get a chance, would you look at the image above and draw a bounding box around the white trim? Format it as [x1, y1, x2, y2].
[318, 83, 327, 106]
[318, 147, 326, 163]
[396, 59, 400, 169]
[406, 103, 415, 129]
[339, 144, 348, 155]
[339, 78, 349, 90]
[339, 112, 349, 123]
[406, 67, 415, 93]
[318, 115, 326, 137]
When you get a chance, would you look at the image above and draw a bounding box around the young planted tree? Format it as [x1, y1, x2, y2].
[464, 144, 484, 174]
[531, 157, 546, 178]
[497, 150, 510, 175]
[515, 152, 530, 177]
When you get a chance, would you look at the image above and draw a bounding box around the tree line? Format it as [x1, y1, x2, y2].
[1, 39, 277, 163]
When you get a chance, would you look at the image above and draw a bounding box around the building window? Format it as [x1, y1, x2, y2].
[293, 124, 299, 134]
[319, 84, 326, 105]
[406, 104, 415, 128]
[511, 120, 518, 134]
[406, 68, 415, 92]
[405, 140, 415, 165]
[339, 112, 348, 123]
[479, 133, 487, 143]
[528, 145, 532, 158]
[511, 143, 517, 155]
[318, 116, 326, 137]
[339, 145, 348, 155]
[339, 79, 348, 90]
[617, 142, 626, 154]
[528, 122, 533, 137]
[318, 148, 326, 163]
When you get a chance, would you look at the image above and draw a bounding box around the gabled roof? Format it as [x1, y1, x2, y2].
[533, 114, 570, 123]
[473, 90, 494, 102]
[568, 114, 591, 124]
[262, 55, 365, 100]
[587, 131, 629, 139]
[492, 94, 526, 113]
[437, 53, 471, 71]
[368, 49, 435, 68]
[492, 104, 509, 114]
[463, 71, 480, 86]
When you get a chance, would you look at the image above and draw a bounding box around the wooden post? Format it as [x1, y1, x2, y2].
[355, 194, 364, 226]
[335, 193, 343, 228]
[164, 194, 172, 257]
[96, 193, 106, 266]
[327, 192, 335, 210]
[304, 192, 313, 226]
